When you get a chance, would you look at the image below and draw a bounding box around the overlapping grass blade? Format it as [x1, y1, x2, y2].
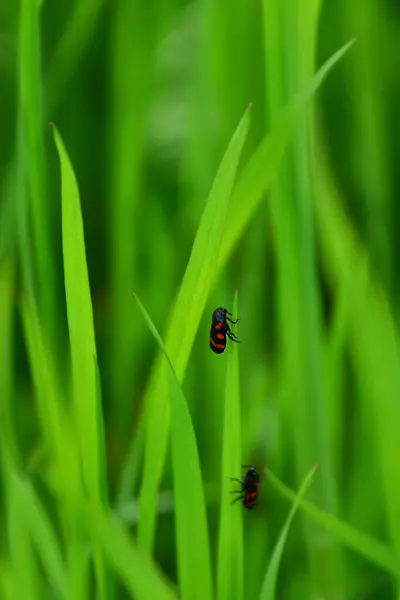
[83, 501, 177, 600]
[217, 290, 242, 600]
[137, 104, 252, 552]
[266, 468, 400, 578]
[217, 37, 357, 271]
[134, 294, 213, 600]
[260, 465, 318, 600]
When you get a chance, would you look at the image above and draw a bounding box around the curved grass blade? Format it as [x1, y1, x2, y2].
[217, 290, 243, 600]
[134, 294, 213, 600]
[218, 37, 357, 272]
[260, 465, 318, 600]
[137, 104, 252, 552]
[266, 468, 400, 578]
[83, 502, 177, 600]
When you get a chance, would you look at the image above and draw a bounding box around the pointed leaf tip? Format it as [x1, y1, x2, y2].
[247, 102, 253, 110]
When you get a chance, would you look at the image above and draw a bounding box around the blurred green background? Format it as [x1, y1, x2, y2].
[1, 0, 400, 598]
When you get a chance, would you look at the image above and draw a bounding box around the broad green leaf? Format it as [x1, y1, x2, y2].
[137, 104, 252, 551]
[217, 291, 243, 600]
[266, 468, 400, 578]
[134, 294, 213, 600]
[260, 465, 318, 600]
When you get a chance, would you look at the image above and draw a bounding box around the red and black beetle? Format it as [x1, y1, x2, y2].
[209, 306, 240, 354]
[230, 465, 260, 509]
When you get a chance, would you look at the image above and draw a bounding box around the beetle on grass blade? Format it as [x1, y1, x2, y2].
[230, 465, 260, 510]
[209, 306, 240, 354]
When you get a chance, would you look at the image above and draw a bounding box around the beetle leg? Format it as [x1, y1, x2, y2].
[231, 495, 244, 505]
[226, 316, 240, 324]
[227, 330, 240, 343]
[230, 477, 242, 484]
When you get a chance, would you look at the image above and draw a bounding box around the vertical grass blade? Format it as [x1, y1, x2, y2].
[266, 468, 400, 578]
[109, 0, 155, 438]
[51, 122, 102, 500]
[217, 290, 242, 600]
[260, 465, 318, 600]
[0, 258, 15, 458]
[19, 0, 57, 345]
[134, 294, 213, 600]
[137, 104, 252, 552]
[51, 123, 108, 598]
[46, 1, 103, 112]
[21, 295, 63, 461]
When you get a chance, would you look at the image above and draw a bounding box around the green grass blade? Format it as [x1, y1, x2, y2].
[21, 295, 63, 461]
[260, 465, 318, 600]
[51, 122, 102, 501]
[19, 0, 57, 346]
[51, 123, 108, 598]
[46, 1, 103, 113]
[83, 502, 177, 600]
[217, 290, 242, 600]
[137, 104, 252, 552]
[266, 468, 400, 578]
[134, 294, 213, 600]
[0, 258, 16, 459]
[217, 37, 357, 271]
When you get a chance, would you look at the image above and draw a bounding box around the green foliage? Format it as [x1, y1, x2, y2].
[1, 1, 399, 599]
[137, 103, 251, 551]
